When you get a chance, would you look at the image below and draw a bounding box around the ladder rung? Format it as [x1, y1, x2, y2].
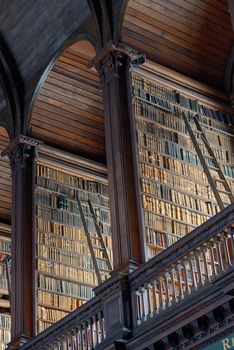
[214, 178, 226, 183]
[218, 189, 232, 195]
[208, 166, 220, 171]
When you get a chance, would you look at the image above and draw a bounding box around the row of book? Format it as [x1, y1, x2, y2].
[38, 306, 68, 323]
[137, 130, 234, 174]
[37, 244, 110, 271]
[140, 164, 221, 198]
[37, 177, 109, 208]
[37, 221, 112, 248]
[133, 100, 234, 159]
[37, 231, 112, 254]
[141, 178, 219, 215]
[37, 205, 111, 235]
[38, 275, 94, 300]
[37, 258, 98, 285]
[136, 118, 233, 164]
[37, 165, 109, 196]
[143, 196, 210, 226]
[145, 227, 180, 249]
[36, 190, 111, 223]
[132, 74, 234, 128]
[138, 148, 234, 192]
[37, 290, 85, 310]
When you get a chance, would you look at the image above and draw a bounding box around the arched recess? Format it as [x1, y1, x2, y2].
[0, 127, 11, 223]
[29, 40, 106, 163]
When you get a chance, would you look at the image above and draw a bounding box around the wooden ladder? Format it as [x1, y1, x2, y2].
[182, 112, 234, 210]
[77, 197, 112, 284]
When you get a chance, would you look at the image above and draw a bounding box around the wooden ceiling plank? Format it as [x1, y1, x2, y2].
[124, 17, 225, 67]
[31, 124, 105, 153]
[46, 75, 103, 103]
[42, 81, 104, 111]
[39, 88, 104, 117]
[123, 33, 222, 87]
[37, 95, 104, 124]
[124, 7, 230, 59]
[33, 106, 104, 137]
[122, 28, 224, 78]
[54, 61, 99, 83]
[49, 70, 101, 95]
[31, 128, 105, 158]
[128, 1, 231, 52]
[33, 100, 104, 130]
[150, 0, 233, 40]
[58, 56, 99, 81]
[52, 66, 100, 90]
[32, 112, 105, 144]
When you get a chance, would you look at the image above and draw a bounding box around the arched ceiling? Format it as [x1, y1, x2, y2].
[30, 40, 105, 163]
[122, 0, 234, 89]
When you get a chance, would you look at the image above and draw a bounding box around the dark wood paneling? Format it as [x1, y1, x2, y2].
[0, 128, 11, 222]
[30, 41, 105, 163]
[122, 0, 234, 89]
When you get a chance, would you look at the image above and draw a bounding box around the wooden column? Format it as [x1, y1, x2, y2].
[94, 42, 145, 273]
[3, 136, 40, 349]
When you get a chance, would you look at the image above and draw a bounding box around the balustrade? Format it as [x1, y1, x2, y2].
[16, 204, 234, 350]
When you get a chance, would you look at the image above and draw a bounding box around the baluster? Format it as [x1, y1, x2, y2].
[182, 260, 190, 294]
[146, 283, 153, 318]
[80, 324, 84, 350]
[135, 290, 142, 324]
[75, 328, 79, 350]
[209, 240, 217, 277]
[195, 252, 203, 285]
[222, 230, 232, 267]
[141, 287, 147, 320]
[151, 280, 159, 314]
[95, 314, 99, 345]
[89, 317, 94, 349]
[201, 246, 209, 282]
[177, 264, 184, 300]
[164, 272, 171, 306]
[215, 236, 225, 272]
[158, 276, 166, 309]
[170, 267, 178, 302]
[99, 311, 105, 341]
[188, 255, 197, 290]
[66, 334, 69, 350]
[84, 321, 89, 350]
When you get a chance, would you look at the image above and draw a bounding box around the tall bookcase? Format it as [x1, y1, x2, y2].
[0, 224, 11, 350]
[35, 148, 112, 333]
[130, 70, 234, 260]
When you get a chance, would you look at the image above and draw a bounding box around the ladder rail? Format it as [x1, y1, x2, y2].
[181, 112, 225, 210]
[193, 115, 234, 203]
[77, 197, 102, 284]
[87, 199, 112, 271]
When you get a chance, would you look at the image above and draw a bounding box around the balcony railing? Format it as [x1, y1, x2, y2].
[18, 204, 234, 350]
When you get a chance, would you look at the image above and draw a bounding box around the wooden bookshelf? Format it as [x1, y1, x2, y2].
[0, 224, 11, 350]
[35, 151, 112, 333]
[131, 71, 234, 260]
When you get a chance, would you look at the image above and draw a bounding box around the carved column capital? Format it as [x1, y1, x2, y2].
[91, 41, 145, 83]
[1, 135, 42, 173]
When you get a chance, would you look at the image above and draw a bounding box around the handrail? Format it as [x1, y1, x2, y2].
[17, 204, 234, 349]
[129, 203, 234, 327]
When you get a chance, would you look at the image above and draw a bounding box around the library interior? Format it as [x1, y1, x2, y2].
[0, 1, 234, 349]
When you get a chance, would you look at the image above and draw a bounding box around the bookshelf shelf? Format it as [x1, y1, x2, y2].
[131, 71, 234, 260]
